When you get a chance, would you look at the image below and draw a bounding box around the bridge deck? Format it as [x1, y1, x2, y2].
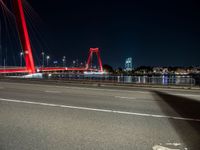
[0, 67, 98, 74]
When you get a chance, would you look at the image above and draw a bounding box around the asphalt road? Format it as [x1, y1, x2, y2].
[0, 81, 200, 150]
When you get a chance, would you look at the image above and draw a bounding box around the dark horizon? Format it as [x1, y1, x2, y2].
[0, 0, 200, 68]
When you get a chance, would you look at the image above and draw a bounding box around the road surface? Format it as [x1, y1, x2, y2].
[0, 81, 200, 150]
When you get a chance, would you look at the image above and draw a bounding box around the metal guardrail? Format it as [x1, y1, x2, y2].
[46, 74, 196, 87]
[0, 73, 197, 87]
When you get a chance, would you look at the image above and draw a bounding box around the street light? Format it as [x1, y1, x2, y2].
[3, 58, 5, 71]
[20, 52, 24, 67]
[73, 60, 76, 67]
[42, 52, 45, 67]
[62, 56, 66, 67]
[80, 62, 83, 67]
[46, 55, 50, 66]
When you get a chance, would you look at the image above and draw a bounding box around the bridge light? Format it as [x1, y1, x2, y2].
[46, 56, 50, 66]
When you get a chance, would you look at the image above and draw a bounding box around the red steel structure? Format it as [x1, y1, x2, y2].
[38, 48, 103, 72]
[0, 0, 35, 74]
[13, 0, 36, 74]
[0, 1, 103, 74]
[86, 48, 103, 72]
[38, 67, 97, 72]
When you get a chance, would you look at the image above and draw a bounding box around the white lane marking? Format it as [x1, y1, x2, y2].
[153, 145, 180, 150]
[45, 91, 61, 94]
[166, 143, 181, 146]
[54, 86, 150, 94]
[115, 96, 136, 100]
[137, 91, 150, 94]
[115, 96, 159, 102]
[0, 98, 200, 122]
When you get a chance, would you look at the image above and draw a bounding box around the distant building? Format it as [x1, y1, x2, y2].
[153, 67, 168, 74]
[125, 57, 133, 71]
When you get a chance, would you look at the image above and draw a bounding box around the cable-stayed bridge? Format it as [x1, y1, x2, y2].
[0, 0, 103, 75]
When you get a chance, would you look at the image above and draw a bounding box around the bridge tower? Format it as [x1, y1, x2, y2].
[86, 48, 103, 72]
[13, 0, 35, 74]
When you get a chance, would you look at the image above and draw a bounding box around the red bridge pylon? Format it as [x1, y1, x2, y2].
[86, 48, 103, 72]
[14, 0, 36, 74]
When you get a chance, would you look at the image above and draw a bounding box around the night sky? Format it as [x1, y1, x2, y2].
[1, 0, 200, 68]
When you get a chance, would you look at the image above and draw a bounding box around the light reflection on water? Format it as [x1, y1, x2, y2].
[122, 75, 194, 86]
[48, 74, 196, 86]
